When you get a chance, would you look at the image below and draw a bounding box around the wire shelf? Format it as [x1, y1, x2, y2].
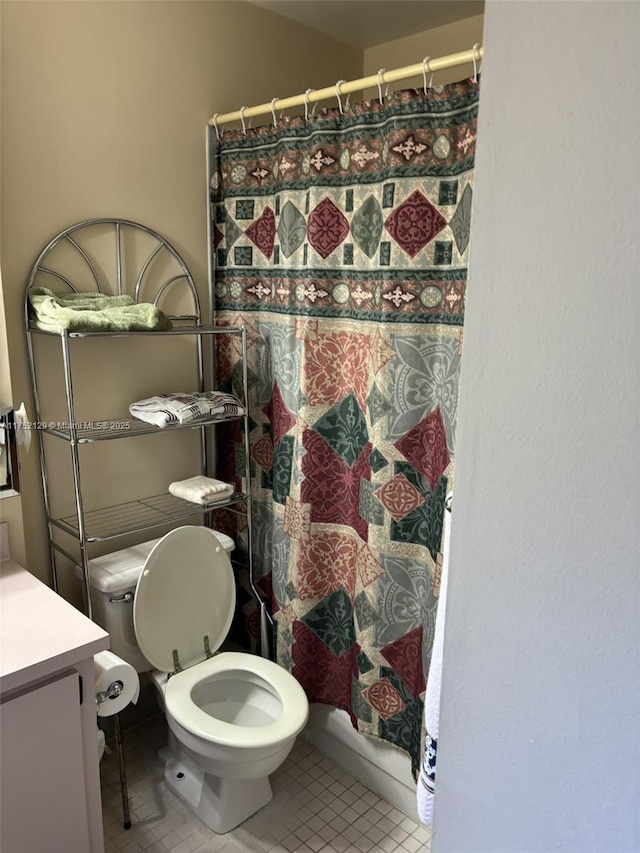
[51, 491, 247, 542]
[42, 413, 244, 442]
[26, 324, 243, 338]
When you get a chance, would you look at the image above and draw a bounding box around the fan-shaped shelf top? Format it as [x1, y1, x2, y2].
[24, 218, 201, 327]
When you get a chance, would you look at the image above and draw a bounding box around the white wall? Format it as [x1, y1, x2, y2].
[434, 3, 639, 851]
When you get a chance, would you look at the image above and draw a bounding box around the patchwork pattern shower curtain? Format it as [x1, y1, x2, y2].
[210, 79, 478, 772]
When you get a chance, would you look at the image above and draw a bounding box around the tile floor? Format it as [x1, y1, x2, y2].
[100, 716, 432, 853]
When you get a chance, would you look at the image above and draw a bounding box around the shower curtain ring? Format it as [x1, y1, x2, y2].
[304, 88, 314, 122]
[472, 43, 481, 83]
[270, 97, 279, 127]
[422, 57, 434, 94]
[212, 113, 221, 142]
[239, 105, 248, 135]
[335, 80, 346, 114]
[377, 69, 386, 103]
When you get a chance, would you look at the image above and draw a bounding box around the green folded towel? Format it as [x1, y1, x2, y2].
[28, 287, 173, 332]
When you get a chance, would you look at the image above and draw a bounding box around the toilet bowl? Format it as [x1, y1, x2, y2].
[84, 525, 309, 833]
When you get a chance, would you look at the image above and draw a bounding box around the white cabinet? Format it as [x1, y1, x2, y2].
[0, 558, 109, 853]
[1, 671, 90, 853]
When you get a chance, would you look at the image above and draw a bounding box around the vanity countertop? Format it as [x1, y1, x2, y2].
[0, 559, 109, 695]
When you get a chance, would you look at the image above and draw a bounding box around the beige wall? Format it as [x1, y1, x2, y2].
[364, 14, 485, 93]
[0, 0, 362, 585]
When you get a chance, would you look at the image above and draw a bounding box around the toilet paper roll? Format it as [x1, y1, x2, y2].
[94, 650, 140, 717]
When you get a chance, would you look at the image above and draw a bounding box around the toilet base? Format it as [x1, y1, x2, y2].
[159, 745, 273, 834]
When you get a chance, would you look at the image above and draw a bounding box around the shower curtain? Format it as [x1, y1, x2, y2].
[210, 78, 478, 772]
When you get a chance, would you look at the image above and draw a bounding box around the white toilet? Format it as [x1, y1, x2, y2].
[83, 525, 309, 833]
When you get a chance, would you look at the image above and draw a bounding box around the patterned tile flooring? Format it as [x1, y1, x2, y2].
[101, 716, 431, 853]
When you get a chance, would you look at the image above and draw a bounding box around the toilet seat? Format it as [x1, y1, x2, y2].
[133, 526, 236, 673]
[134, 526, 308, 753]
[164, 651, 309, 749]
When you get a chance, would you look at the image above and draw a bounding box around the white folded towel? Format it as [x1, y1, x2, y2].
[168, 476, 234, 505]
[129, 391, 245, 428]
[417, 496, 452, 826]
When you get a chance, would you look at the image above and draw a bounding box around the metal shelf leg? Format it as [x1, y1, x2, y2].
[114, 714, 132, 830]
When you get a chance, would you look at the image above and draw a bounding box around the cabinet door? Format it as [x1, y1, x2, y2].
[0, 670, 90, 853]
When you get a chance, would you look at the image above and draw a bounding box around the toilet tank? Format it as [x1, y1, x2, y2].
[75, 530, 235, 673]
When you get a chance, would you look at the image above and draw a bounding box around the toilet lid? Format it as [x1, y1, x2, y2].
[133, 526, 236, 673]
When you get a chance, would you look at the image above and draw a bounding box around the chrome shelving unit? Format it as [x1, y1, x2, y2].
[23, 219, 257, 832]
[24, 228, 254, 619]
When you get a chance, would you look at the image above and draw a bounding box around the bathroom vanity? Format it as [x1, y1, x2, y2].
[0, 556, 109, 853]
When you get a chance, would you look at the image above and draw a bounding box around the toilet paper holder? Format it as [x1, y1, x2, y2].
[96, 680, 124, 707]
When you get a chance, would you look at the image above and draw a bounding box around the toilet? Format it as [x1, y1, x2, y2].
[82, 525, 309, 833]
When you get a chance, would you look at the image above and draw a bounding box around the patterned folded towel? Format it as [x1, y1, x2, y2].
[129, 391, 245, 427]
[168, 476, 234, 505]
[28, 287, 172, 332]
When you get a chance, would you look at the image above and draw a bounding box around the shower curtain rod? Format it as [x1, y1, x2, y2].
[208, 45, 483, 128]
